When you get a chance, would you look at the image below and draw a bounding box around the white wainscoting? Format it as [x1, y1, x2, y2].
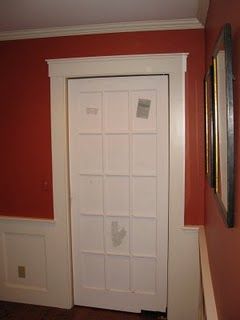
[0, 217, 72, 308]
[168, 226, 200, 320]
[0, 218, 201, 317]
[199, 226, 218, 320]
[3, 232, 47, 290]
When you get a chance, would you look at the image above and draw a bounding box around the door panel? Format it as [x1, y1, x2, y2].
[68, 76, 169, 312]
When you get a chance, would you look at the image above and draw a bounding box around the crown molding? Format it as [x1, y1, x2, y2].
[0, 18, 203, 41]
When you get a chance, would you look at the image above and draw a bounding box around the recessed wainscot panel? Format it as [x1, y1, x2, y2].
[3, 233, 47, 290]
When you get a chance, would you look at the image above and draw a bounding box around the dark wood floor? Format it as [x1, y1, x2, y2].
[0, 301, 167, 320]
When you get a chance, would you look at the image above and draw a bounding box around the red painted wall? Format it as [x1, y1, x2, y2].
[205, 1, 240, 319]
[0, 30, 205, 223]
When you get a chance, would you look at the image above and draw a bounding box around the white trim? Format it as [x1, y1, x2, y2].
[46, 54, 200, 319]
[181, 226, 200, 232]
[199, 226, 218, 320]
[4, 282, 48, 292]
[0, 18, 203, 41]
[0, 216, 55, 224]
[46, 53, 188, 77]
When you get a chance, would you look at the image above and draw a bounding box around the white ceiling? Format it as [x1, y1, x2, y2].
[0, 0, 209, 40]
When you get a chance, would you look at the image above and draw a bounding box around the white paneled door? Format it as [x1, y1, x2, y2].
[68, 76, 169, 313]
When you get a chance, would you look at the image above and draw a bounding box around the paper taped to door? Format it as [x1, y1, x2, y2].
[86, 107, 98, 115]
[136, 98, 151, 119]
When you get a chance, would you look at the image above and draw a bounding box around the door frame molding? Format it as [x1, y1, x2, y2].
[47, 54, 197, 318]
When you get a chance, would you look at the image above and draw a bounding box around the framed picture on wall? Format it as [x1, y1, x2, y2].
[212, 23, 234, 227]
[204, 65, 215, 188]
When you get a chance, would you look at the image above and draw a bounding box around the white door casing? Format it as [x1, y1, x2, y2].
[68, 76, 169, 312]
[47, 54, 200, 320]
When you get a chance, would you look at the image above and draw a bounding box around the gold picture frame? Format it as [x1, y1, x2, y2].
[205, 66, 215, 188]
